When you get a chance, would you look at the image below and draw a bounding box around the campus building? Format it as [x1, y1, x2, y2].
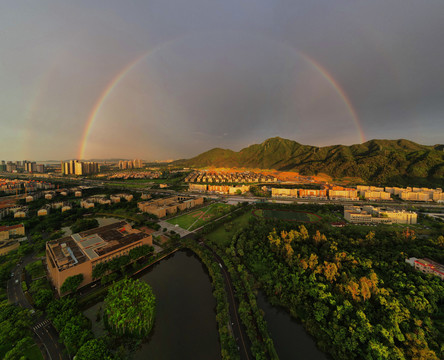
[46, 221, 152, 294]
[363, 191, 392, 201]
[328, 189, 358, 200]
[344, 205, 417, 224]
[357, 185, 385, 193]
[138, 196, 204, 218]
[409, 258, 444, 281]
[188, 184, 250, 195]
[299, 189, 328, 199]
[271, 188, 298, 198]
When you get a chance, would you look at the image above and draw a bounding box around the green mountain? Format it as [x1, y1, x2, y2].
[177, 137, 444, 184]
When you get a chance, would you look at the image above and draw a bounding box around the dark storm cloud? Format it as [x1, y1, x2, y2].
[0, 0, 443, 160]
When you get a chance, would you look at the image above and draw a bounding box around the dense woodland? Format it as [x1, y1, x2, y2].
[230, 217, 444, 359]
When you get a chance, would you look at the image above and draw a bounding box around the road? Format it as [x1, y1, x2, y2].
[7, 254, 69, 360]
[7, 253, 34, 309]
[184, 233, 252, 360]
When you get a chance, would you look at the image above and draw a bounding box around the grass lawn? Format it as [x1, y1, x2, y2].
[253, 209, 322, 222]
[24, 344, 45, 360]
[205, 211, 253, 247]
[167, 203, 232, 230]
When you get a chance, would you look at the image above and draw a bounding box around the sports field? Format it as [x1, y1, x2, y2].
[167, 203, 232, 230]
[253, 209, 321, 222]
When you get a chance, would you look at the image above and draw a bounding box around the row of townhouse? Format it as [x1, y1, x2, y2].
[185, 171, 277, 183]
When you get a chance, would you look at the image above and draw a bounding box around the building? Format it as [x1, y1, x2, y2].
[46, 221, 153, 294]
[14, 211, 27, 218]
[363, 191, 392, 201]
[118, 159, 144, 170]
[61, 205, 72, 212]
[0, 240, 20, 256]
[385, 187, 407, 196]
[411, 258, 444, 280]
[357, 185, 384, 194]
[400, 191, 431, 202]
[189, 184, 207, 192]
[328, 189, 358, 200]
[271, 188, 298, 198]
[110, 195, 121, 203]
[138, 196, 204, 218]
[61, 160, 99, 175]
[0, 224, 25, 241]
[38, 206, 50, 216]
[344, 205, 417, 224]
[299, 189, 328, 199]
[115, 194, 133, 202]
[87, 195, 111, 205]
[80, 200, 94, 209]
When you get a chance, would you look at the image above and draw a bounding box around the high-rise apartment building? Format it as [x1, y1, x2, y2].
[118, 159, 144, 170]
[61, 160, 99, 175]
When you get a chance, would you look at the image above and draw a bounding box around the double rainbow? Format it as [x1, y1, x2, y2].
[78, 42, 365, 159]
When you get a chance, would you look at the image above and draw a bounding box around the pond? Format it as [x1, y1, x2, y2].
[84, 250, 221, 360]
[257, 291, 329, 360]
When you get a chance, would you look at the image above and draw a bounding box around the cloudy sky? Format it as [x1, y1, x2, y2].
[1, 0, 443, 160]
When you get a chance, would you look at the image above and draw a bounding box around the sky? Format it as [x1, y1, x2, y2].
[0, 0, 443, 161]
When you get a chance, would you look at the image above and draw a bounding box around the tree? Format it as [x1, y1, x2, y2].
[70, 219, 99, 234]
[60, 274, 84, 294]
[76, 338, 113, 360]
[3, 336, 33, 360]
[103, 278, 156, 338]
[92, 263, 108, 279]
[33, 288, 53, 309]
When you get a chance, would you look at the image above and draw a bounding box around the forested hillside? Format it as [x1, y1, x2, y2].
[177, 137, 444, 184]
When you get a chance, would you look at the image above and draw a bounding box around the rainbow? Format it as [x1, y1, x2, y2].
[79, 38, 365, 159]
[77, 51, 150, 159]
[298, 51, 365, 143]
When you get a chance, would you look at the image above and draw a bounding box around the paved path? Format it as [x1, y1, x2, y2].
[156, 220, 191, 238]
[184, 233, 252, 360]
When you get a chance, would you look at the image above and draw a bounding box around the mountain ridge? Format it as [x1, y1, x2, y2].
[175, 137, 444, 183]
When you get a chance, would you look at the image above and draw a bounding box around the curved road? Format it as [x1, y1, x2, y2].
[7, 254, 68, 360]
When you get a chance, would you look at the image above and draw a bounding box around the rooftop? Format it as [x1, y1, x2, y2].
[0, 224, 24, 232]
[47, 221, 148, 270]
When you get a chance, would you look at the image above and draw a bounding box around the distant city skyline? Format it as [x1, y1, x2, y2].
[1, 1, 444, 160]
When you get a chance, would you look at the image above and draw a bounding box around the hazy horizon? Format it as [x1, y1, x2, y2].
[1, 1, 444, 160]
[2, 135, 443, 163]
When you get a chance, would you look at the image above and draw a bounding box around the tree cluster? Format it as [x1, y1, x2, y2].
[103, 278, 156, 338]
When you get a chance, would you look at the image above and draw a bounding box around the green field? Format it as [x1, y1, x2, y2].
[167, 203, 232, 230]
[253, 209, 321, 222]
[205, 211, 253, 247]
